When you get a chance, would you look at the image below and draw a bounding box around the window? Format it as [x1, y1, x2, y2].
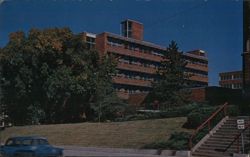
[5, 139, 21, 147]
[122, 21, 132, 38]
[39, 139, 49, 145]
[86, 36, 95, 49]
[5, 139, 15, 146]
[22, 139, 32, 146]
[128, 21, 132, 38]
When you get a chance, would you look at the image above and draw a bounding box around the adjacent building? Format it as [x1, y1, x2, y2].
[219, 71, 243, 89]
[82, 20, 208, 103]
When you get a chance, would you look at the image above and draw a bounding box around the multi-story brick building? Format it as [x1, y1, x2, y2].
[82, 20, 208, 103]
[219, 71, 243, 89]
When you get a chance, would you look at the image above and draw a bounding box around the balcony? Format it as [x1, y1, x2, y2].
[113, 76, 152, 87]
[219, 79, 243, 85]
[186, 63, 208, 72]
[117, 62, 157, 74]
[116, 91, 129, 100]
[189, 75, 208, 83]
[107, 45, 163, 62]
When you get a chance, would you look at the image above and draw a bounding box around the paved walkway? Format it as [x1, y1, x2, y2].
[60, 146, 180, 157]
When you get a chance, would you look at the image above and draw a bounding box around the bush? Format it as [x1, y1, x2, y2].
[227, 105, 240, 116]
[142, 132, 191, 150]
[183, 106, 217, 129]
[162, 103, 199, 117]
[143, 140, 170, 149]
[116, 103, 199, 122]
[183, 105, 240, 129]
[124, 114, 149, 121]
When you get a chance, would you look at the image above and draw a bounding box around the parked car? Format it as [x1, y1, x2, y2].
[0, 136, 63, 157]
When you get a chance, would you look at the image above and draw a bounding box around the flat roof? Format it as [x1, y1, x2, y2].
[86, 32, 96, 38]
[183, 52, 208, 61]
[105, 32, 166, 50]
[121, 19, 143, 25]
[219, 70, 242, 75]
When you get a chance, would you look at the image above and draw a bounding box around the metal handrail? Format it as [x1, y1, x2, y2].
[222, 122, 250, 153]
[189, 102, 228, 149]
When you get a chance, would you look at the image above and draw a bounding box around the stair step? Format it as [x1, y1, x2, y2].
[219, 125, 237, 128]
[208, 135, 237, 139]
[200, 145, 239, 150]
[218, 127, 238, 130]
[192, 154, 231, 157]
[204, 142, 238, 146]
[214, 132, 242, 136]
[215, 130, 249, 133]
[194, 149, 233, 154]
[211, 134, 241, 138]
[199, 146, 238, 151]
[201, 143, 239, 148]
[207, 138, 250, 144]
[192, 149, 232, 157]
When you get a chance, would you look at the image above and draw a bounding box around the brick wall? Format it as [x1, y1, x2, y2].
[95, 33, 107, 56]
[128, 93, 148, 107]
[191, 87, 242, 105]
[131, 21, 143, 40]
[190, 88, 206, 102]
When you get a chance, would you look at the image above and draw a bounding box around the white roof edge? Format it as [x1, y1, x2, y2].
[86, 32, 96, 38]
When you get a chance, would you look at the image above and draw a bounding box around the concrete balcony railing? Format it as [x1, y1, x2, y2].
[189, 75, 208, 83]
[116, 91, 130, 99]
[107, 45, 163, 62]
[219, 79, 243, 84]
[117, 62, 157, 74]
[186, 63, 208, 72]
[113, 76, 152, 87]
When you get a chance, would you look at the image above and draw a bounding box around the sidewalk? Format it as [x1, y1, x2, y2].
[60, 146, 190, 157]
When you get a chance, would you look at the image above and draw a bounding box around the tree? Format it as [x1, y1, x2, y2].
[0, 28, 123, 125]
[152, 41, 190, 109]
[89, 55, 128, 122]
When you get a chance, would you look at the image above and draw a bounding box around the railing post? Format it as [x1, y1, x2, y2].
[237, 138, 240, 153]
[223, 104, 227, 116]
[189, 139, 192, 150]
[208, 120, 211, 131]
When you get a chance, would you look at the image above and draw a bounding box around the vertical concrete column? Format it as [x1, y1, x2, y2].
[242, 39, 250, 97]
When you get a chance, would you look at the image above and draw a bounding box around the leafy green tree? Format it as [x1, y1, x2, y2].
[89, 55, 128, 121]
[152, 41, 190, 109]
[0, 28, 122, 125]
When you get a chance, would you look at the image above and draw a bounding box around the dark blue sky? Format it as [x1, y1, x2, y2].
[0, 0, 243, 86]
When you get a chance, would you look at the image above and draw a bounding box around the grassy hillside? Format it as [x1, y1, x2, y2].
[0, 117, 191, 148]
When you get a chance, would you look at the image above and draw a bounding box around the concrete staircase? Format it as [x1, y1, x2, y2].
[192, 116, 250, 157]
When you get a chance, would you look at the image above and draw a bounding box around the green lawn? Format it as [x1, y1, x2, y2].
[0, 117, 192, 148]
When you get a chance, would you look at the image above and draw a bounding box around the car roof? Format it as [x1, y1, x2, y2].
[8, 136, 47, 141]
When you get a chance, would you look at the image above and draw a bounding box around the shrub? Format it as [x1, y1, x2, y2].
[183, 105, 240, 129]
[162, 103, 199, 117]
[227, 105, 240, 116]
[183, 106, 217, 129]
[116, 103, 199, 122]
[142, 140, 170, 149]
[124, 114, 149, 121]
[142, 132, 191, 150]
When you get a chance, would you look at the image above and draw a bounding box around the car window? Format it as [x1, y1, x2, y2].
[22, 139, 32, 146]
[5, 138, 49, 146]
[5, 139, 14, 146]
[31, 139, 39, 145]
[39, 139, 49, 145]
[5, 139, 21, 146]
